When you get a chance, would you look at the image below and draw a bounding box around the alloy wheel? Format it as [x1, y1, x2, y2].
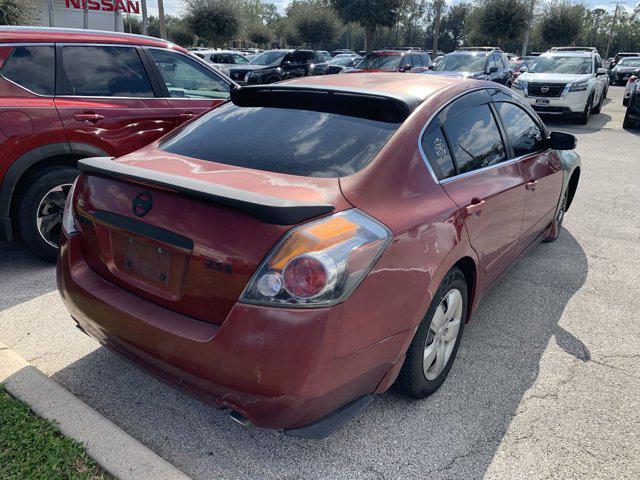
[423, 288, 463, 380]
[36, 183, 72, 248]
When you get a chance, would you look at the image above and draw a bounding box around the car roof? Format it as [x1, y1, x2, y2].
[0, 26, 183, 51]
[198, 49, 245, 55]
[542, 50, 594, 57]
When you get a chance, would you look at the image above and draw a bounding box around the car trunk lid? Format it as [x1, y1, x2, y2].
[73, 150, 349, 325]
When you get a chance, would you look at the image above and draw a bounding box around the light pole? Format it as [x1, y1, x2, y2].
[604, 2, 626, 59]
[432, 0, 444, 55]
[521, 0, 535, 57]
[158, 0, 167, 39]
[141, 0, 148, 35]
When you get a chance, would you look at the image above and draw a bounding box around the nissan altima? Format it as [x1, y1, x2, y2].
[57, 74, 581, 438]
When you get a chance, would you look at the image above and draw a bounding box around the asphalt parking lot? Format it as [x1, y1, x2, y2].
[1, 86, 639, 480]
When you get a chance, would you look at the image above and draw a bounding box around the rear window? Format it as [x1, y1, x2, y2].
[1, 46, 55, 95]
[160, 103, 399, 178]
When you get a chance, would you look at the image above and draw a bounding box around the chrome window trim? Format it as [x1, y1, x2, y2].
[418, 86, 550, 185]
[0, 44, 56, 97]
[1, 75, 52, 97]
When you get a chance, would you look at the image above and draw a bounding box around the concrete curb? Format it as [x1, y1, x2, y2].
[0, 342, 191, 480]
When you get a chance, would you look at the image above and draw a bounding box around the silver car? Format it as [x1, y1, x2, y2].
[192, 49, 250, 77]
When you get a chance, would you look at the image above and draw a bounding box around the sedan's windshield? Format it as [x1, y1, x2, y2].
[528, 56, 593, 74]
[434, 54, 486, 72]
[357, 54, 402, 69]
[617, 58, 640, 67]
[250, 51, 288, 66]
[330, 55, 358, 66]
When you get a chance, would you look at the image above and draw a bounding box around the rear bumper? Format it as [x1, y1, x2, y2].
[57, 234, 409, 432]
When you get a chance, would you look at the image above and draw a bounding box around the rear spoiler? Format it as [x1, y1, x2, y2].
[77, 157, 335, 225]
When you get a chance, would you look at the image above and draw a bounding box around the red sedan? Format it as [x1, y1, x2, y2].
[57, 74, 581, 438]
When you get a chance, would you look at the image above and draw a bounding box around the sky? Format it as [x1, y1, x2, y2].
[146, 0, 637, 21]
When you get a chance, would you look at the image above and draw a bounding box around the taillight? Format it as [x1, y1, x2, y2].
[240, 209, 391, 307]
[61, 179, 78, 236]
[629, 76, 637, 84]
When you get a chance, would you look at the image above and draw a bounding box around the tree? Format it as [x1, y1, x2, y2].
[287, 1, 341, 49]
[539, 1, 585, 48]
[0, 0, 32, 25]
[468, 0, 529, 51]
[440, 4, 470, 52]
[248, 24, 274, 46]
[185, 0, 240, 46]
[331, 0, 401, 53]
[123, 16, 143, 34]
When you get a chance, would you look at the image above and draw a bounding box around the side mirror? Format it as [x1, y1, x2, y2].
[488, 66, 498, 74]
[400, 63, 412, 72]
[519, 66, 528, 73]
[549, 131, 577, 151]
[596, 67, 607, 76]
[427, 65, 434, 70]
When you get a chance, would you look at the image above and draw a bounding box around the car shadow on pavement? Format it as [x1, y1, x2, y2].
[542, 113, 613, 134]
[50, 230, 588, 480]
[0, 243, 56, 311]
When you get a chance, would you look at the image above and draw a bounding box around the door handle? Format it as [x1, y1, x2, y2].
[526, 179, 538, 191]
[74, 112, 104, 123]
[465, 200, 486, 215]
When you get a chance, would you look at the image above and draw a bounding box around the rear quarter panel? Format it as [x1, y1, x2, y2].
[335, 83, 480, 357]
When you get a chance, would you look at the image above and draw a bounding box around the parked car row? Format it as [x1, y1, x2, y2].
[3, 27, 582, 439]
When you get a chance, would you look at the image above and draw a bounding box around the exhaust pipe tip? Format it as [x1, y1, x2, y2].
[228, 410, 252, 428]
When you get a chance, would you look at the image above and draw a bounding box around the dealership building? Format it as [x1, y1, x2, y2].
[31, 0, 142, 32]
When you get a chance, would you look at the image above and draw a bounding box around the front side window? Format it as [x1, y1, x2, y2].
[232, 53, 249, 64]
[495, 102, 544, 157]
[160, 103, 399, 178]
[443, 104, 506, 174]
[1, 46, 55, 95]
[62, 46, 153, 97]
[149, 49, 230, 99]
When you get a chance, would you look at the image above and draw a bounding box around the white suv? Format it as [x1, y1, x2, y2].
[512, 49, 609, 124]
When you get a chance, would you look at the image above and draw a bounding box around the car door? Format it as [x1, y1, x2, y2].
[144, 48, 232, 125]
[54, 44, 176, 158]
[493, 101, 564, 248]
[424, 90, 526, 290]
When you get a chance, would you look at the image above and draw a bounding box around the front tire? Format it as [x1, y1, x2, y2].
[395, 267, 468, 398]
[17, 166, 78, 262]
[576, 95, 593, 125]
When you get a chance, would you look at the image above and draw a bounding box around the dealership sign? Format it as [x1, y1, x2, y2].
[65, 0, 140, 13]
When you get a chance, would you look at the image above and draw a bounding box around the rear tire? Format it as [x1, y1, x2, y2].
[395, 267, 467, 398]
[17, 166, 78, 262]
[623, 110, 636, 129]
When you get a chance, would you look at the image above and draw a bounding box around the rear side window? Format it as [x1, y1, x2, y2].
[494, 102, 544, 157]
[62, 46, 153, 97]
[1, 46, 55, 95]
[443, 104, 506, 174]
[160, 103, 399, 178]
[422, 125, 455, 180]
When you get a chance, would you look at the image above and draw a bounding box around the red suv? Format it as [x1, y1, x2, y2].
[0, 27, 232, 261]
[58, 74, 581, 438]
